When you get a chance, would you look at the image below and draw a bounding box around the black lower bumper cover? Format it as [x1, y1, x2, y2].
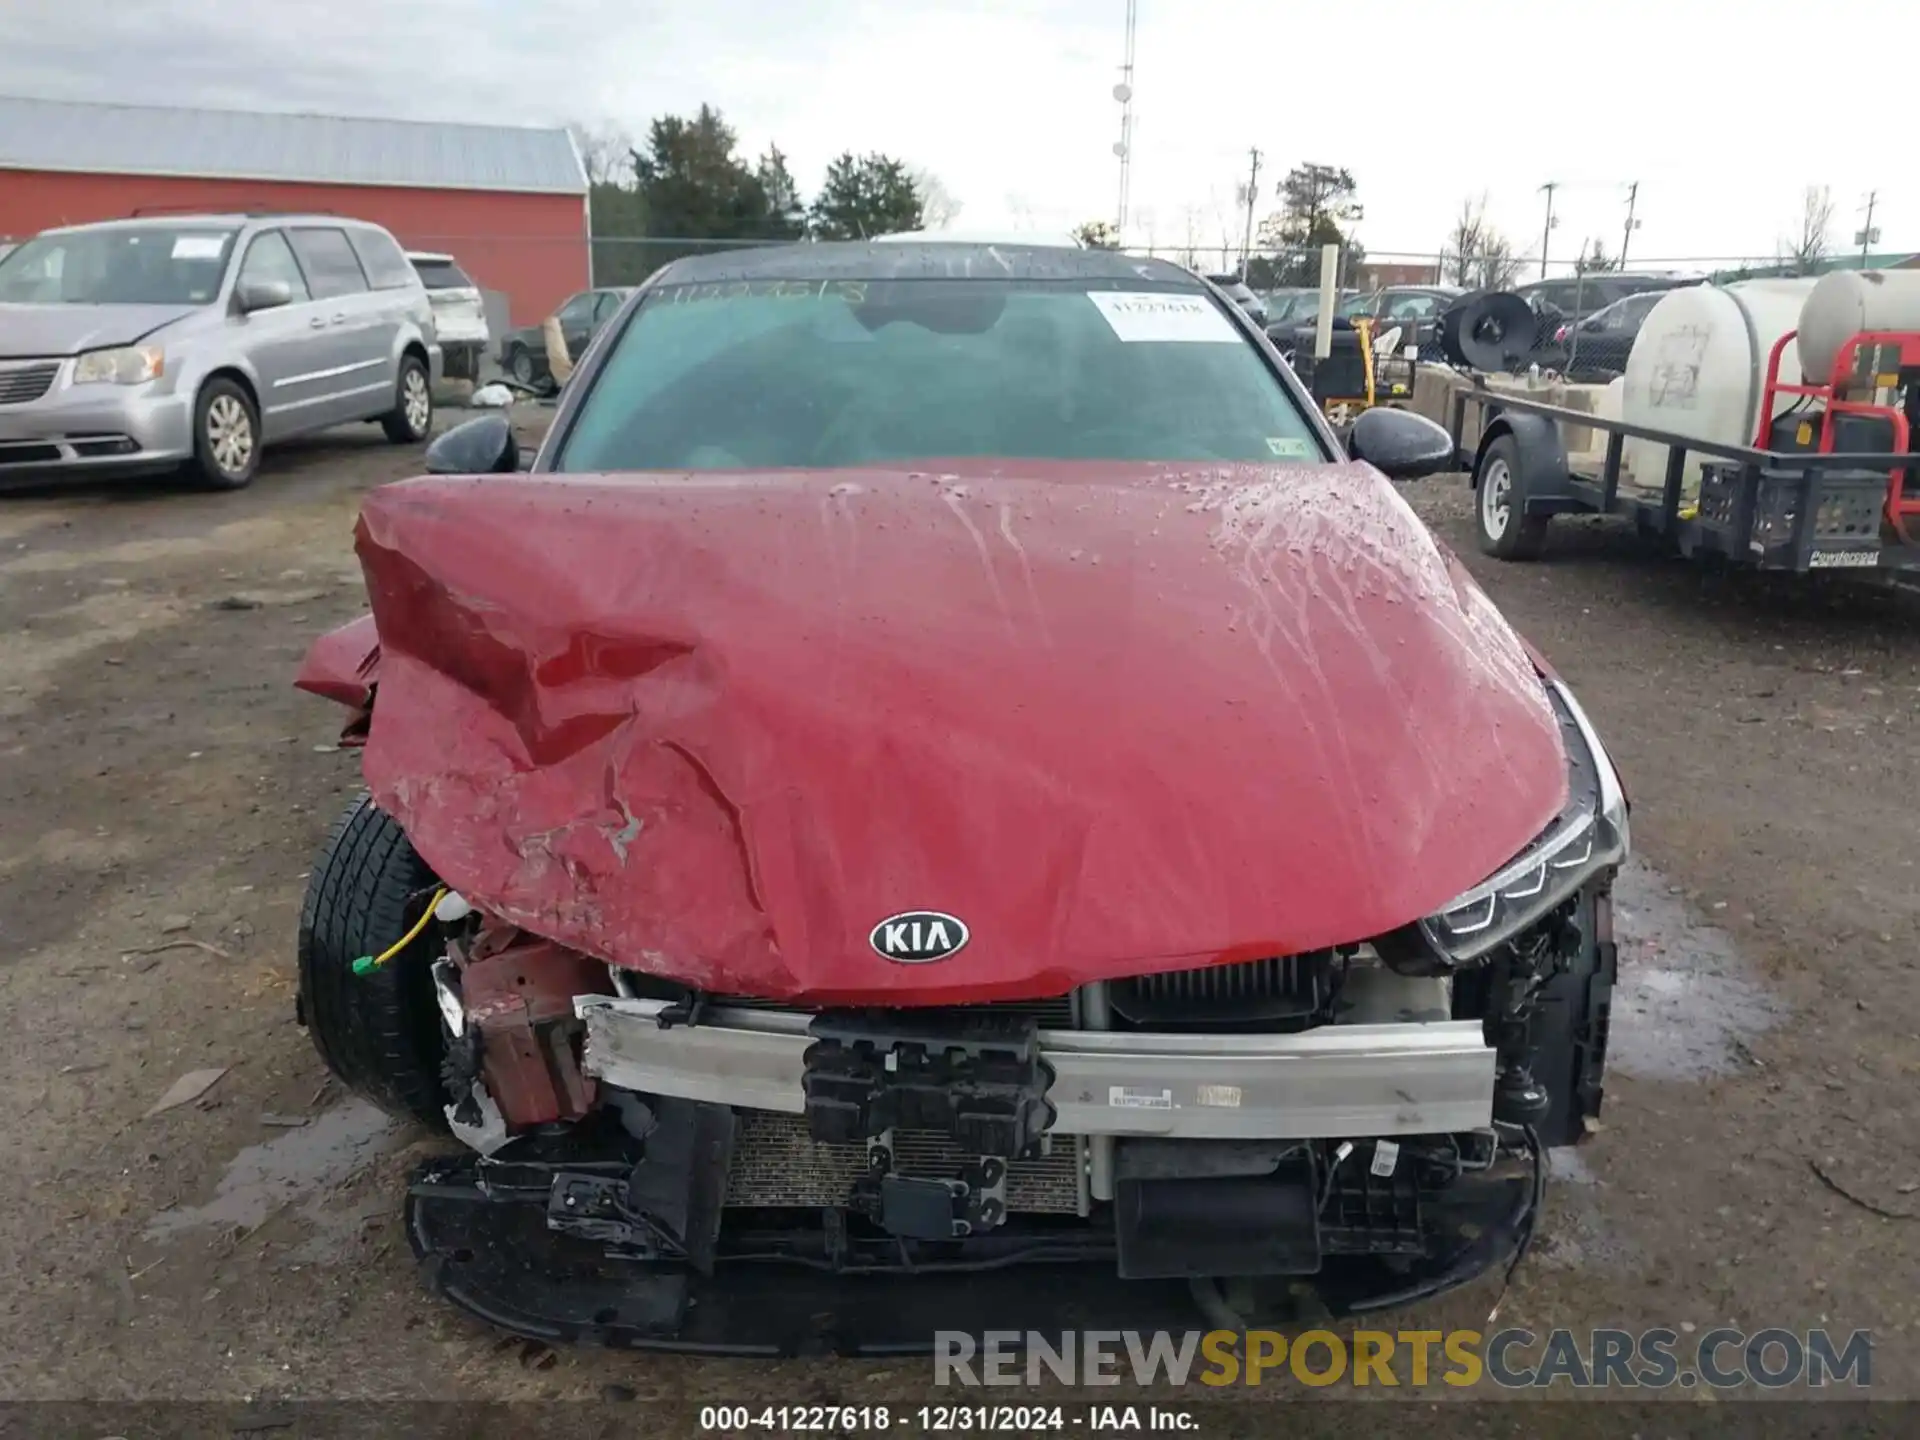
[405, 1137, 1535, 1356]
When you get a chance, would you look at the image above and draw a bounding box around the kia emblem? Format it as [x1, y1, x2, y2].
[870, 910, 970, 964]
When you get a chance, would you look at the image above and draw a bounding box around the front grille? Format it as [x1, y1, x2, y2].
[724, 1111, 1082, 1213]
[719, 995, 1076, 1027]
[1112, 953, 1329, 1025]
[0, 363, 58, 406]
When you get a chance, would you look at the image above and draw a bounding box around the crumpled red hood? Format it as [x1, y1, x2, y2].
[328, 460, 1567, 1004]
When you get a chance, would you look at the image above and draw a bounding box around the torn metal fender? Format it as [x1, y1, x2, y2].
[337, 460, 1570, 1005]
[295, 612, 381, 710]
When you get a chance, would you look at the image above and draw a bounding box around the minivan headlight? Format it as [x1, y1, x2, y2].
[73, 346, 164, 385]
[1385, 679, 1629, 969]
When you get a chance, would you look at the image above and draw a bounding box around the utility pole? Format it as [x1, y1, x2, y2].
[1239, 147, 1262, 280]
[1112, 0, 1138, 237]
[1539, 182, 1559, 278]
[1857, 190, 1879, 265]
[1620, 181, 1640, 268]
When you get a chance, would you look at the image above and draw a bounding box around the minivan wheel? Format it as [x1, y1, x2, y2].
[190, 378, 261, 490]
[382, 355, 433, 444]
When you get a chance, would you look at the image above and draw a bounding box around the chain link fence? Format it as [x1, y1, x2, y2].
[383, 224, 1910, 390]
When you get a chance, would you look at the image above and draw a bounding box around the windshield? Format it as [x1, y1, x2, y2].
[0, 225, 238, 305]
[556, 278, 1323, 473]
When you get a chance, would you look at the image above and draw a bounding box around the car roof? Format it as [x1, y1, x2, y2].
[1519, 272, 1688, 290]
[407, 250, 457, 263]
[875, 228, 1083, 248]
[657, 241, 1198, 288]
[41, 212, 382, 235]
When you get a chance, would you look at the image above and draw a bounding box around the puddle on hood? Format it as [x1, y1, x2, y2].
[143, 1097, 399, 1246]
[1608, 858, 1782, 1081]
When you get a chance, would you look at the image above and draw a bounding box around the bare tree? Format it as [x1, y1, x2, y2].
[1177, 205, 1203, 270]
[1208, 188, 1240, 274]
[1439, 195, 1492, 286]
[567, 120, 636, 187]
[906, 166, 962, 228]
[1439, 193, 1526, 290]
[1575, 239, 1619, 274]
[1783, 185, 1835, 275]
[1073, 219, 1120, 249]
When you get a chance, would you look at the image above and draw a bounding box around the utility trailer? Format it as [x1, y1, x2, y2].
[1441, 326, 1920, 573]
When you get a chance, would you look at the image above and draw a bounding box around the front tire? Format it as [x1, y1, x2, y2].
[381, 354, 433, 444]
[190, 378, 261, 490]
[1474, 434, 1550, 560]
[506, 345, 536, 387]
[297, 793, 449, 1129]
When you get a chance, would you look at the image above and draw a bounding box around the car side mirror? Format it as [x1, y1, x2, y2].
[236, 279, 293, 314]
[424, 414, 519, 475]
[1346, 406, 1455, 479]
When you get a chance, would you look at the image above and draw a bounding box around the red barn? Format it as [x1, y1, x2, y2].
[0, 95, 588, 325]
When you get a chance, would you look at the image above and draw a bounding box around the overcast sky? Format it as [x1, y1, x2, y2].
[2, 0, 1908, 272]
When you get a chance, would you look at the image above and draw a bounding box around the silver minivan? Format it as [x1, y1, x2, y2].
[0, 213, 442, 489]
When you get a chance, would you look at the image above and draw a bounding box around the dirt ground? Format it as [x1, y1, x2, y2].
[0, 418, 1915, 1419]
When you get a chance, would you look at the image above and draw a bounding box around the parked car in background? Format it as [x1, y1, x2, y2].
[1339, 285, 1466, 354]
[1544, 288, 1691, 379]
[1264, 289, 1361, 362]
[0, 213, 439, 489]
[1264, 287, 1357, 331]
[499, 287, 632, 394]
[1205, 275, 1268, 326]
[1261, 286, 1313, 320]
[1513, 272, 1700, 330]
[408, 251, 489, 382]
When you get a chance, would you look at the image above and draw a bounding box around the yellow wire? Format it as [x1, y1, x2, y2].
[356, 887, 447, 973]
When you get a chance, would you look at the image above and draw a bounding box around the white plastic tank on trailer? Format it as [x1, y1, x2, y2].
[1796, 270, 1920, 382]
[1619, 279, 1818, 505]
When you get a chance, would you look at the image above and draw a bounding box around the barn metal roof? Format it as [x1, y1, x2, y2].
[0, 95, 587, 195]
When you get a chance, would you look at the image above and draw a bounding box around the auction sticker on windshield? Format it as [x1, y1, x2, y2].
[1090, 291, 1239, 343]
[171, 235, 228, 259]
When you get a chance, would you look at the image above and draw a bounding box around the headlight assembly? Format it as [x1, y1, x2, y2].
[72, 346, 164, 386]
[1383, 679, 1629, 970]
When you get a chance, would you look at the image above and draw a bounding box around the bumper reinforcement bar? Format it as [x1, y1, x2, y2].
[575, 997, 1495, 1138]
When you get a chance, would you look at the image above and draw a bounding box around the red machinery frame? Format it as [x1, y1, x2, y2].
[1758, 329, 1920, 543]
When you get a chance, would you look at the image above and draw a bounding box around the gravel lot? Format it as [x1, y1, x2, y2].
[1, 419, 1915, 1417]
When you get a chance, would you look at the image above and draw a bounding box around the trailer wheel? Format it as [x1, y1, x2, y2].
[297, 793, 450, 1130]
[1475, 435, 1551, 560]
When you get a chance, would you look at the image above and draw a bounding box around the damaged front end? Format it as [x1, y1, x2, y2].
[296, 463, 1627, 1350]
[403, 685, 1621, 1352]
[407, 922, 1606, 1352]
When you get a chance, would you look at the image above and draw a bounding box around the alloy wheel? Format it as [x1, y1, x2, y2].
[403, 367, 431, 436]
[207, 394, 254, 478]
